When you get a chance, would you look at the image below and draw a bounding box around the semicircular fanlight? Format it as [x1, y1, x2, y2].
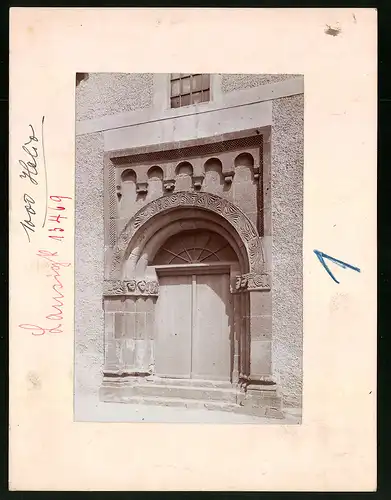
[153, 229, 238, 265]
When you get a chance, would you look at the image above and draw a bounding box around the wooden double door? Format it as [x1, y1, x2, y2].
[155, 272, 233, 381]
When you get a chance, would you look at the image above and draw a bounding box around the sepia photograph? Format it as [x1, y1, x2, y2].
[10, 8, 377, 490]
[75, 72, 304, 424]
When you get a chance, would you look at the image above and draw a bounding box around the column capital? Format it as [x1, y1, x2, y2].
[232, 272, 271, 292]
[103, 279, 159, 297]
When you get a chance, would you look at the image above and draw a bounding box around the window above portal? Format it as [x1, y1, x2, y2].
[170, 74, 210, 108]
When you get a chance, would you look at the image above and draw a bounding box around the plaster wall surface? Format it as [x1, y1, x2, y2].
[221, 74, 302, 93]
[75, 132, 105, 400]
[271, 94, 304, 407]
[76, 73, 154, 121]
[74, 74, 304, 416]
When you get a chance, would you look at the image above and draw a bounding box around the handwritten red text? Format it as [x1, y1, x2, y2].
[18, 250, 71, 335]
[48, 195, 72, 242]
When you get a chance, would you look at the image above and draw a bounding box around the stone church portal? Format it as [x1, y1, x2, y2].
[100, 131, 282, 416]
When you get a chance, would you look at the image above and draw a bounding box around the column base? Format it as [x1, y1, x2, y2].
[238, 376, 284, 419]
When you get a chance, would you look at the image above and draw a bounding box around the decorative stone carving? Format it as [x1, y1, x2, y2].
[103, 279, 159, 296]
[125, 279, 159, 296]
[163, 179, 175, 191]
[136, 182, 148, 194]
[110, 191, 264, 279]
[247, 237, 263, 272]
[108, 167, 116, 219]
[235, 272, 270, 291]
[192, 175, 204, 190]
[116, 184, 122, 201]
[222, 171, 235, 184]
[126, 279, 137, 292]
[107, 166, 117, 247]
[103, 280, 125, 296]
[108, 219, 117, 248]
[108, 133, 263, 166]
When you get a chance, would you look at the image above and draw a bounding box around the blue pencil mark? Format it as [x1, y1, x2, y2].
[313, 250, 361, 284]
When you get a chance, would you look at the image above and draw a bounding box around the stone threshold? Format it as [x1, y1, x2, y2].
[100, 376, 284, 419]
[101, 394, 284, 419]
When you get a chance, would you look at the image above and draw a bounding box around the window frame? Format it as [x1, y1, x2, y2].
[169, 73, 212, 109]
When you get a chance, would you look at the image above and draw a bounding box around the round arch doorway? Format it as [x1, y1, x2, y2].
[152, 229, 239, 383]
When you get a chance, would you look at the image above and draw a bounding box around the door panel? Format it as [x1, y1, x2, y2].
[192, 273, 232, 381]
[154, 275, 192, 378]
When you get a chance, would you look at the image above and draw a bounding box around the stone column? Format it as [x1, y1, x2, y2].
[239, 291, 250, 379]
[230, 265, 241, 385]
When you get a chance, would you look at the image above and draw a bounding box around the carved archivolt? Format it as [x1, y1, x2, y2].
[109, 191, 264, 279]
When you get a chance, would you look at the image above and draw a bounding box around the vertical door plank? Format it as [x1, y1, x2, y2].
[192, 274, 232, 381]
[154, 275, 192, 378]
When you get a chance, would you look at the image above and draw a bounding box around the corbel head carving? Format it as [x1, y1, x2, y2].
[163, 179, 176, 191]
[223, 171, 235, 184]
[192, 175, 204, 190]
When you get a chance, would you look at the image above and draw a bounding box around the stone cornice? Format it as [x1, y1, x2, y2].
[107, 130, 263, 165]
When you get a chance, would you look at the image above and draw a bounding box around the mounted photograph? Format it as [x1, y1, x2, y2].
[75, 73, 304, 424]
